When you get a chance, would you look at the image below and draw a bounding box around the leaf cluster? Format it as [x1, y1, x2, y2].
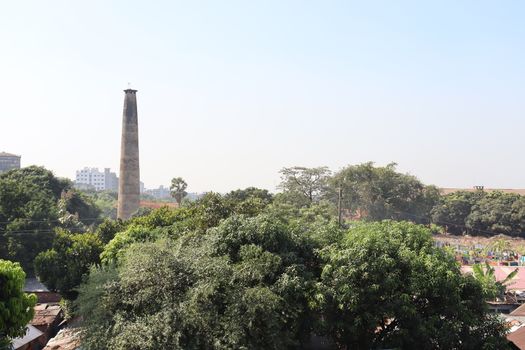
[0, 260, 37, 347]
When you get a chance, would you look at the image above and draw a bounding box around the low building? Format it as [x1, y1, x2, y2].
[24, 278, 61, 304]
[31, 303, 64, 345]
[11, 324, 46, 350]
[0, 151, 21, 173]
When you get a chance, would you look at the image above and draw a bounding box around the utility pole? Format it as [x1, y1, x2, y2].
[337, 187, 343, 226]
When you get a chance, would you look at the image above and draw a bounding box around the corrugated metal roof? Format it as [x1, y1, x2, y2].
[508, 325, 525, 349]
[11, 325, 44, 349]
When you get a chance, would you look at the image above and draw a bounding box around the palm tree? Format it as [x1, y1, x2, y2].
[490, 238, 511, 260]
[472, 262, 518, 301]
[170, 177, 188, 206]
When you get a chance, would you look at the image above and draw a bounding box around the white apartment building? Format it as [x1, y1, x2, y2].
[0, 152, 21, 173]
[75, 167, 118, 191]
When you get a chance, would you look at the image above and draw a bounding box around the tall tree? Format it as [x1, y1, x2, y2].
[0, 260, 37, 349]
[34, 229, 103, 296]
[316, 221, 510, 349]
[170, 177, 188, 206]
[225, 187, 273, 204]
[278, 166, 331, 207]
[431, 190, 525, 236]
[77, 214, 315, 350]
[331, 162, 440, 223]
[430, 190, 482, 234]
[224, 187, 274, 217]
[0, 166, 99, 271]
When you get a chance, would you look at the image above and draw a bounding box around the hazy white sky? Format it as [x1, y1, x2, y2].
[1, 1, 524, 192]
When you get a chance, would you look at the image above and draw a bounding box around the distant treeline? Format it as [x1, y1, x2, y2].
[0, 164, 514, 349]
[1, 162, 524, 274]
[278, 162, 525, 237]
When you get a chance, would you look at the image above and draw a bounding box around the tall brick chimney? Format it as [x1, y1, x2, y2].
[117, 89, 140, 219]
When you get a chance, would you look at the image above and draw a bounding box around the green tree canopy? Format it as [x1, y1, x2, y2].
[315, 221, 509, 349]
[77, 214, 316, 350]
[224, 187, 273, 204]
[430, 190, 481, 234]
[330, 162, 440, 223]
[77, 205, 509, 349]
[0, 260, 37, 348]
[278, 166, 331, 207]
[431, 190, 525, 236]
[0, 166, 100, 271]
[34, 229, 103, 296]
[224, 187, 274, 217]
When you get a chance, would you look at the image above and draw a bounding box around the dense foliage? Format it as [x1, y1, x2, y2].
[76, 203, 510, 349]
[315, 221, 509, 349]
[330, 162, 440, 223]
[81, 190, 118, 219]
[34, 229, 103, 296]
[79, 215, 316, 350]
[278, 166, 331, 207]
[2, 164, 522, 349]
[431, 190, 525, 236]
[0, 260, 37, 349]
[0, 167, 100, 271]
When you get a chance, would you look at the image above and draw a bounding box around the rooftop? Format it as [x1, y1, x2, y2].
[31, 303, 62, 328]
[11, 325, 44, 349]
[461, 266, 525, 291]
[511, 304, 525, 317]
[508, 325, 525, 349]
[24, 277, 50, 292]
[0, 151, 20, 158]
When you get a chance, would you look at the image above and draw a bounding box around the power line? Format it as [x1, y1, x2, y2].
[0, 216, 102, 226]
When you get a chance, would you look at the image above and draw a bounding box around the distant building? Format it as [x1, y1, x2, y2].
[75, 167, 118, 191]
[0, 151, 21, 173]
[24, 277, 61, 304]
[145, 185, 172, 199]
[105, 168, 119, 191]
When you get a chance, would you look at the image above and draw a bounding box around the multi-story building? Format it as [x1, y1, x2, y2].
[75, 167, 119, 191]
[0, 152, 21, 173]
[145, 185, 172, 199]
[104, 168, 119, 192]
